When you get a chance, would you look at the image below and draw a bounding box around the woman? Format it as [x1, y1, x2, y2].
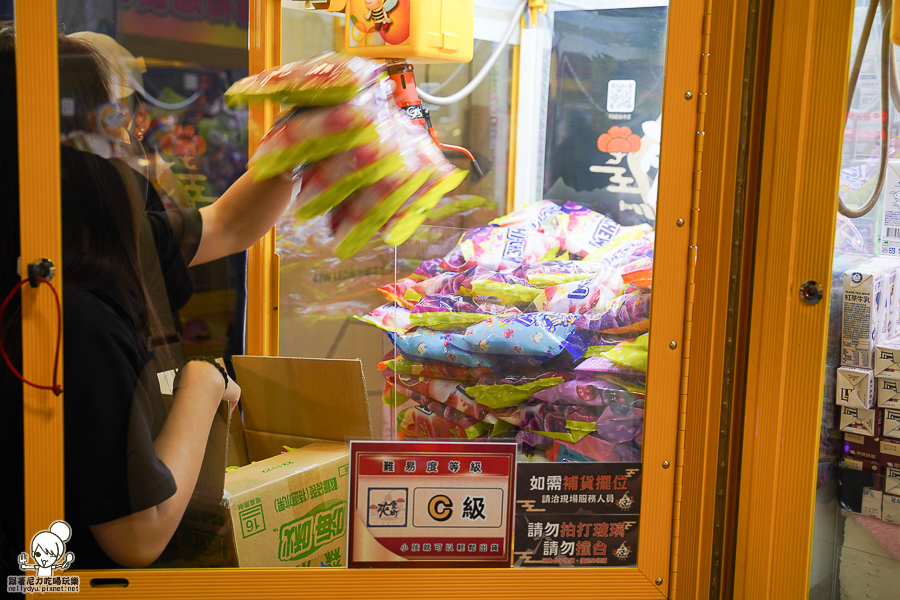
[0, 24, 294, 569]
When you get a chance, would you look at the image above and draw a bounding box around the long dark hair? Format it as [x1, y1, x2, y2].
[0, 23, 167, 569]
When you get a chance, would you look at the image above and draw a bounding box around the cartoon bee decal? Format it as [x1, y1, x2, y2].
[365, 0, 398, 27]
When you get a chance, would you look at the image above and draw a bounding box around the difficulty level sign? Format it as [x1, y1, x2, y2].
[348, 441, 516, 568]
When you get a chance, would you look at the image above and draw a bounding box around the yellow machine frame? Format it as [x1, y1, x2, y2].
[13, 0, 762, 597]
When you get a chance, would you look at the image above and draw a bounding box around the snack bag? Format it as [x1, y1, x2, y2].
[331, 168, 433, 259]
[546, 436, 622, 462]
[378, 276, 420, 309]
[489, 200, 567, 239]
[378, 357, 492, 381]
[397, 405, 489, 440]
[602, 334, 649, 372]
[531, 272, 623, 314]
[390, 384, 491, 439]
[383, 163, 470, 247]
[389, 328, 495, 367]
[225, 53, 384, 107]
[293, 142, 403, 221]
[457, 267, 541, 305]
[439, 226, 560, 273]
[412, 294, 479, 313]
[594, 405, 644, 444]
[356, 303, 411, 332]
[330, 112, 458, 259]
[513, 261, 600, 288]
[412, 259, 445, 280]
[492, 400, 569, 433]
[582, 226, 654, 267]
[558, 201, 622, 258]
[408, 294, 495, 329]
[532, 376, 643, 407]
[391, 374, 497, 423]
[249, 103, 380, 180]
[575, 291, 651, 334]
[404, 271, 470, 302]
[464, 377, 566, 409]
[379, 116, 470, 248]
[619, 258, 653, 289]
[575, 357, 646, 384]
[456, 313, 586, 359]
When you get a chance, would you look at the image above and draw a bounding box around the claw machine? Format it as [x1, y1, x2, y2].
[9, 0, 751, 599]
[728, 0, 900, 599]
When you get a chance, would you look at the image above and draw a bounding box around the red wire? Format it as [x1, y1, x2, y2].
[0, 277, 63, 396]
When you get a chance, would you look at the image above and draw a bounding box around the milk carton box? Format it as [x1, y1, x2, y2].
[867, 257, 900, 340]
[837, 366, 875, 409]
[843, 260, 889, 368]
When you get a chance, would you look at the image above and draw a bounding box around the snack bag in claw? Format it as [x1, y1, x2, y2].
[225, 53, 385, 108]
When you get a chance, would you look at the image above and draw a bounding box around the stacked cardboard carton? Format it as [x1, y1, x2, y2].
[840, 258, 900, 520]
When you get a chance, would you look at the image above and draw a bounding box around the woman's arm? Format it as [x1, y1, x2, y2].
[89, 361, 233, 568]
[191, 170, 294, 266]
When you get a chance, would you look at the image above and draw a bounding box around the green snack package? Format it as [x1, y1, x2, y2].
[465, 377, 566, 409]
[251, 126, 380, 182]
[601, 334, 649, 372]
[224, 53, 384, 108]
[583, 344, 618, 358]
[296, 154, 405, 221]
[333, 169, 434, 260]
[384, 168, 470, 246]
[293, 144, 403, 220]
[408, 311, 495, 330]
[468, 280, 542, 304]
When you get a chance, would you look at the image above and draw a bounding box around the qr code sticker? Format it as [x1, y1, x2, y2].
[607, 80, 636, 114]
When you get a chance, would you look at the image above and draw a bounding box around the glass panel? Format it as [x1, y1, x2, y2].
[1, 0, 21, 578]
[366, 2, 667, 569]
[818, 1, 900, 596]
[47, 0, 250, 571]
[276, 4, 514, 419]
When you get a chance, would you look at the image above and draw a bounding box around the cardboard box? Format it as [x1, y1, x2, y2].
[837, 367, 875, 409]
[862, 488, 883, 519]
[869, 258, 898, 342]
[174, 356, 373, 568]
[877, 376, 900, 408]
[875, 340, 900, 377]
[843, 431, 881, 461]
[843, 259, 890, 368]
[882, 438, 900, 459]
[882, 461, 900, 496]
[882, 494, 900, 524]
[840, 406, 883, 437]
[881, 407, 900, 440]
[843, 455, 882, 477]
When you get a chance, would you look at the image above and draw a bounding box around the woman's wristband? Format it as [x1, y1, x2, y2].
[187, 356, 228, 390]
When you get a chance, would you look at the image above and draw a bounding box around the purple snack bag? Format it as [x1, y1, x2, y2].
[412, 294, 479, 314]
[412, 258, 444, 279]
[594, 405, 644, 444]
[576, 291, 651, 334]
[532, 376, 643, 406]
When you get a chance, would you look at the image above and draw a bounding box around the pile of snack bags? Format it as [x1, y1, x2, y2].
[359, 200, 654, 462]
[226, 53, 467, 259]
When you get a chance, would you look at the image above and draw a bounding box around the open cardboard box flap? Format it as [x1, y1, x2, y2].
[173, 356, 371, 567]
[231, 355, 373, 463]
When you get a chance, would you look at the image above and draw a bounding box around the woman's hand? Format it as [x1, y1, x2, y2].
[172, 360, 226, 409]
[223, 376, 241, 415]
